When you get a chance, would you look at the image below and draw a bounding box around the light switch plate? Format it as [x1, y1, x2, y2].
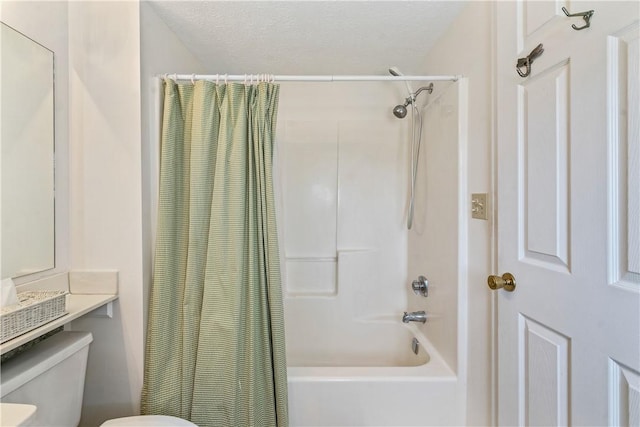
[471, 193, 488, 220]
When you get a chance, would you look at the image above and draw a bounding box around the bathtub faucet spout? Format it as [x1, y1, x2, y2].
[402, 310, 427, 323]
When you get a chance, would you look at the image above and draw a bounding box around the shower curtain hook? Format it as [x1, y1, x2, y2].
[224, 74, 228, 84]
[215, 74, 219, 84]
[191, 74, 195, 85]
[173, 73, 177, 81]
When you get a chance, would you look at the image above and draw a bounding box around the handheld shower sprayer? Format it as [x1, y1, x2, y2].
[389, 66, 413, 96]
[389, 66, 435, 230]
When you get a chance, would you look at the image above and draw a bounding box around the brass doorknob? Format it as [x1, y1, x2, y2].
[487, 272, 516, 292]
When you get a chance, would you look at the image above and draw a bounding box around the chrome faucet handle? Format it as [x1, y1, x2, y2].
[412, 276, 428, 297]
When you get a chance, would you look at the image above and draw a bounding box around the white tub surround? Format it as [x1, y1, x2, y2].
[276, 80, 467, 426]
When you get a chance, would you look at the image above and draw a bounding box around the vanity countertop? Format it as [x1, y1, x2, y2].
[0, 293, 118, 355]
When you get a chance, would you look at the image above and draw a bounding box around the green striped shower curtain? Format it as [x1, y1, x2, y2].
[141, 79, 288, 427]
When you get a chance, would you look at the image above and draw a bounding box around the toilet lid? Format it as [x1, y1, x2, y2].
[100, 415, 197, 426]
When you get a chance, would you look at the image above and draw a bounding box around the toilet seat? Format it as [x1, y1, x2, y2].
[100, 415, 197, 426]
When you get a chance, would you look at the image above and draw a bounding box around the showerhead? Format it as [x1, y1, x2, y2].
[393, 104, 408, 119]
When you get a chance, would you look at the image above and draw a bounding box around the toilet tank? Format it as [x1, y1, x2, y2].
[1, 331, 93, 427]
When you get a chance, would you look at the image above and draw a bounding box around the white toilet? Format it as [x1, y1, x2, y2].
[0, 331, 196, 427]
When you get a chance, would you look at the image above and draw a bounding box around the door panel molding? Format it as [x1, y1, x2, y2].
[518, 59, 571, 272]
[607, 22, 640, 291]
[518, 314, 570, 426]
[609, 358, 640, 425]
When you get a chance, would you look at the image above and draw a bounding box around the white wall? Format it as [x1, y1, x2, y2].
[66, 1, 143, 425]
[418, 2, 495, 425]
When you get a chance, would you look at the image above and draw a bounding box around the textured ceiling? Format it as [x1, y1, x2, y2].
[146, 1, 468, 75]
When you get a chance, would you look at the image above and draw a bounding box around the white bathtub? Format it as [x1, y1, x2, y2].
[286, 321, 462, 426]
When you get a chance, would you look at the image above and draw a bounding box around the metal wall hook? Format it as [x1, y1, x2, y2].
[516, 43, 544, 78]
[562, 6, 594, 31]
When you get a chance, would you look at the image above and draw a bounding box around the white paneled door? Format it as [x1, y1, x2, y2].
[496, 1, 639, 425]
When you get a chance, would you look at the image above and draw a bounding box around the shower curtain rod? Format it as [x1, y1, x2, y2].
[163, 74, 461, 83]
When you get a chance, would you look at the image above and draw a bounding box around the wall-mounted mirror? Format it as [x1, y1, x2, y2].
[0, 22, 55, 279]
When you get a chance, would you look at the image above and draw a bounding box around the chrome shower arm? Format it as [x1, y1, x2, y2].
[399, 83, 435, 109]
[412, 83, 434, 99]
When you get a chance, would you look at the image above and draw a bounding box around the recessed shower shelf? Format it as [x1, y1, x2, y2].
[0, 293, 118, 355]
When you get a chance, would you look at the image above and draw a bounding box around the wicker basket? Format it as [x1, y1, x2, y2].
[1, 290, 68, 343]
